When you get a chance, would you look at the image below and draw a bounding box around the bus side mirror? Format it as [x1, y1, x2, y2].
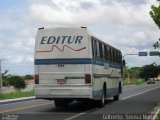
[123, 60, 126, 67]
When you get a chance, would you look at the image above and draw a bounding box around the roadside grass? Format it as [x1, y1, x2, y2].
[0, 91, 34, 100]
[123, 79, 145, 85]
[156, 111, 160, 120]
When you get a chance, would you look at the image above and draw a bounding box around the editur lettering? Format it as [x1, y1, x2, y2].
[40, 36, 83, 44]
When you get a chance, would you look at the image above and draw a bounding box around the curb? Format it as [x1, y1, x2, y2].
[0, 96, 35, 105]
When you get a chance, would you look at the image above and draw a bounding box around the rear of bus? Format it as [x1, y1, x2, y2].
[34, 27, 93, 106]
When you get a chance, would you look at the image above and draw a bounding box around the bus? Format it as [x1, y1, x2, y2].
[34, 27, 123, 108]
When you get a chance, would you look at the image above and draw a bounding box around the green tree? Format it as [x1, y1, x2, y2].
[139, 63, 160, 80]
[124, 66, 131, 80]
[150, 0, 160, 48]
[130, 67, 141, 80]
[24, 75, 33, 80]
[150, 0, 160, 29]
[2, 70, 11, 86]
[8, 76, 26, 89]
[124, 67, 141, 80]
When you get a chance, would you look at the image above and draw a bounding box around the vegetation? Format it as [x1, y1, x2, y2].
[7, 76, 26, 89]
[0, 72, 34, 100]
[150, 0, 160, 29]
[2, 70, 11, 86]
[24, 75, 33, 80]
[123, 79, 145, 85]
[150, 0, 160, 49]
[2, 72, 34, 90]
[124, 63, 160, 84]
[139, 63, 160, 80]
[156, 111, 160, 120]
[0, 91, 34, 100]
[124, 67, 141, 80]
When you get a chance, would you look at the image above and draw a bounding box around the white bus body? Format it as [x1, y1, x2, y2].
[34, 27, 123, 107]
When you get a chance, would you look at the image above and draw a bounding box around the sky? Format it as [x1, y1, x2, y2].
[0, 0, 159, 75]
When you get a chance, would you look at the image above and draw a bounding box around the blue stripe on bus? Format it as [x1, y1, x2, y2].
[35, 59, 121, 69]
[35, 59, 92, 64]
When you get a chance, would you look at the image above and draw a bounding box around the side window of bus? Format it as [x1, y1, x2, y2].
[99, 42, 103, 59]
[107, 46, 110, 61]
[118, 51, 121, 64]
[116, 50, 118, 63]
[92, 38, 96, 58]
[120, 52, 122, 63]
[96, 41, 100, 59]
[108, 47, 111, 62]
[116, 51, 120, 64]
[114, 49, 116, 63]
[110, 47, 113, 62]
[112, 48, 114, 63]
[102, 44, 105, 60]
[112, 48, 115, 63]
[118, 52, 122, 64]
[115, 50, 118, 63]
[104, 45, 107, 61]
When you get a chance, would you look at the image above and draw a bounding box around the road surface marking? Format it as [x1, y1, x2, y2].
[121, 86, 160, 100]
[64, 86, 160, 120]
[64, 108, 98, 120]
[0, 102, 52, 114]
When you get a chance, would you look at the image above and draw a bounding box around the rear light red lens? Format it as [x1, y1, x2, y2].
[35, 75, 39, 84]
[85, 74, 91, 84]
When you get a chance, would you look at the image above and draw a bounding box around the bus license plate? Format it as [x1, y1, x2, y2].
[57, 79, 66, 84]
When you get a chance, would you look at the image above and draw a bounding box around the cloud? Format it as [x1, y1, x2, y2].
[25, 0, 157, 28]
[25, 0, 159, 55]
[0, 41, 4, 49]
[0, 8, 35, 65]
[26, 0, 106, 27]
[2, 53, 34, 65]
[0, 0, 159, 75]
[10, 56, 23, 63]
[11, 37, 34, 53]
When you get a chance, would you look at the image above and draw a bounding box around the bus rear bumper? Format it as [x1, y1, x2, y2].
[34, 85, 93, 99]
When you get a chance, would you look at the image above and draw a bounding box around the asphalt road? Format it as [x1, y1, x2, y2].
[0, 82, 160, 120]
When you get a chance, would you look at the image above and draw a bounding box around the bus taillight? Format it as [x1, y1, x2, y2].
[85, 74, 91, 84]
[35, 75, 39, 84]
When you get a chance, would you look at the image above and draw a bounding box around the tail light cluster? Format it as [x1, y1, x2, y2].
[35, 74, 39, 84]
[85, 74, 91, 84]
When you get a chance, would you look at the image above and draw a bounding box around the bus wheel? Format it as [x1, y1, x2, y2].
[113, 94, 119, 101]
[98, 90, 105, 108]
[54, 99, 69, 108]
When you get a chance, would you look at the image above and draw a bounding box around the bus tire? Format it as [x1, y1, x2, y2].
[119, 82, 122, 94]
[54, 99, 69, 108]
[98, 89, 105, 108]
